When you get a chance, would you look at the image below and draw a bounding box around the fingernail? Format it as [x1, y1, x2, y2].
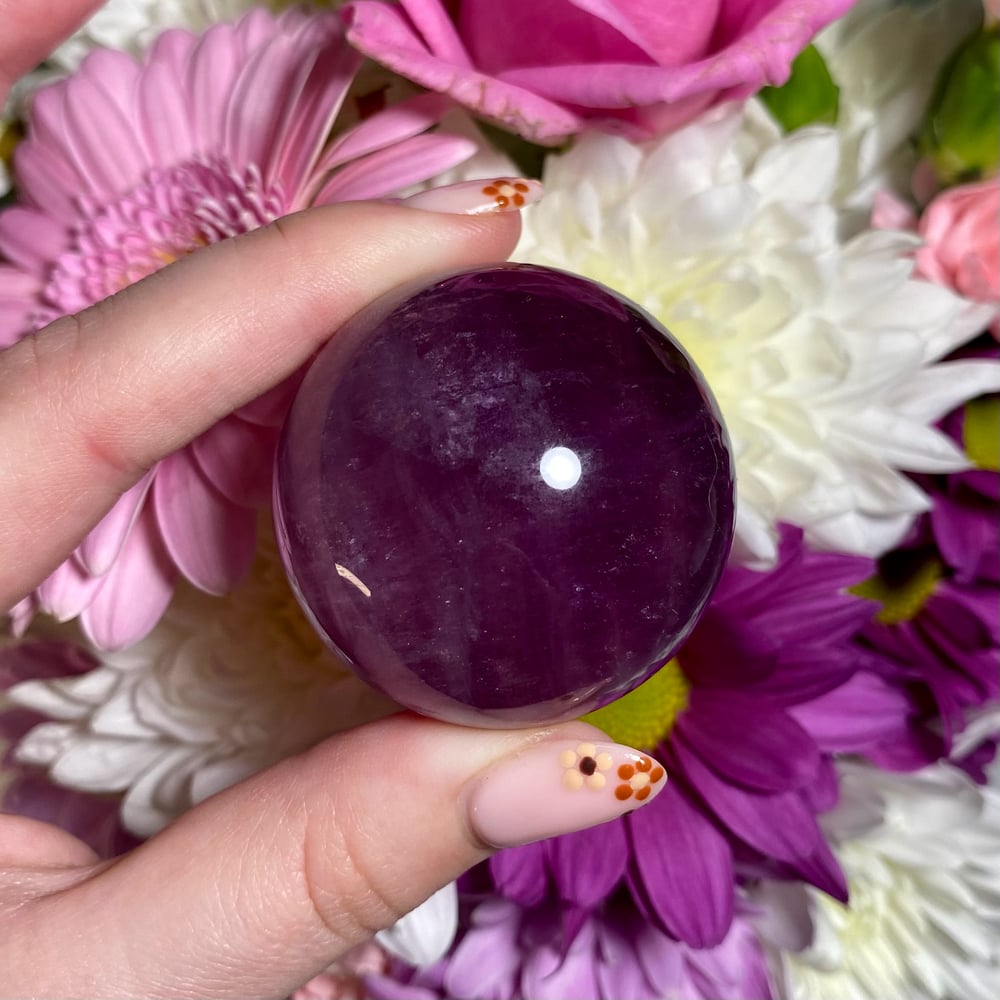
[402, 177, 543, 215]
[466, 738, 667, 848]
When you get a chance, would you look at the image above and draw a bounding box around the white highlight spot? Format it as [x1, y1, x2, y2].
[335, 563, 372, 597]
[539, 446, 582, 490]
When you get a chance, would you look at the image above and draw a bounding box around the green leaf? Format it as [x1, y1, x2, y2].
[920, 27, 1000, 184]
[759, 45, 840, 132]
[964, 396, 1000, 471]
[476, 121, 553, 180]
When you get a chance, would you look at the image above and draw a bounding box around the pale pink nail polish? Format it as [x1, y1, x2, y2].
[466, 739, 667, 848]
[402, 177, 543, 215]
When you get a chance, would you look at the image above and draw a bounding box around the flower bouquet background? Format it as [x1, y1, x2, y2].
[1, 1, 999, 998]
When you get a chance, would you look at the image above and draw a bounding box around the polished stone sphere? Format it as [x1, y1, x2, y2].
[274, 264, 734, 726]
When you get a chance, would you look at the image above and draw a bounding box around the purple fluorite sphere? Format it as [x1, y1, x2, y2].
[275, 264, 734, 726]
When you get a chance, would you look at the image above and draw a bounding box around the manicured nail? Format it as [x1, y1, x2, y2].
[466, 739, 667, 848]
[402, 177, 543, 215]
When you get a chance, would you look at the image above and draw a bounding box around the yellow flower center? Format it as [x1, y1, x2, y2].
[582, 659, 691, 750]
[851, 552, 945, 625]
[964, 396, 1000, 471]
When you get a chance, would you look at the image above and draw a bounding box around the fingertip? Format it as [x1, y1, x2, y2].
[0, 814, 100, 868]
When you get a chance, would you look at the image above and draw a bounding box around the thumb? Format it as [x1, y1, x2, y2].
[7, 714, 667, 999]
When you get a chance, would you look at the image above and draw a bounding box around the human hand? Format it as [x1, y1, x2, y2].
[0, 4, 667, 998]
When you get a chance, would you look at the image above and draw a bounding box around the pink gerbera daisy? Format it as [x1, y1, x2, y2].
[0, 8, 475, 648]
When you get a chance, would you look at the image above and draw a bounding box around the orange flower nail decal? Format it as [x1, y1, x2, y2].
[481, 178, 532, 209]
[614, 756, 666, 802]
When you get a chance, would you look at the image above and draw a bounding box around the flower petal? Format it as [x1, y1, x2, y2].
[633, 919, 685, 995]
[547, 822, 628, 907]
[872, 190, 918, 231]
[190, 417, 277, 508]
[1, 771, 138, 858]
[185, 22, 246, 156]
[0, 208, 69, 274]
[11, 137, 82, 223]
[521, 918, 601, 1000]
[594, 916, 663, 1000]
[751, 647, 861, 705]
[3, 594, 37, 636]
[232, 378, 297, 430]
[627, 781, 734, 948]
[399, 0, 471, 65]
[153, 453, 257, 595]
[679, 690, 821, 791]
[0, 640, 97, 689]
[890, 360, 1000, 423]
[365, 976, 440, 1000]
[376, 882, 458, 966]
[137, 32, 198, 166]
[791, 671, 917, 753]
[271, 34, 361, 205]
[564, 0, 715, 65]
[442, 899, 521, 999]
[77, 473, 154, 576]
[36, 558, 106, 622]
[61, 67, 147, 198]
[315, 133, 478, 204]
[673, 733, 826, 862]
[49, 735, 165, 793]
[79, 504, 176, 649]
[344, 2, 582, 142]
[781, 834, 848, 903]
[315, 92, 454, 175]
[489, 843, 549, 906]
[500, 0, 853, 109]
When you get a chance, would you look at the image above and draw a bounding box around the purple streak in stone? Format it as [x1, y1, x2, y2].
[274, 264, 734, 725]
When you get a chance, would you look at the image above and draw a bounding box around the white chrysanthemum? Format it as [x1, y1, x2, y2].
[514, 106, 999, 565]
[8, 519, 395, 838]
[762, 761, 1000, 1000]
[48, 0, 262, 69]
[814, 0, 984, 228]
[49, 0, 348, 70]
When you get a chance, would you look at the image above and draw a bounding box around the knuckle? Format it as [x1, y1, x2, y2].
[300, 790, 405, 948]
[3, 306, 145, 482]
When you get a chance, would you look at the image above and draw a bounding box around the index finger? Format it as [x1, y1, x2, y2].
[0, 0, 103, 102]
[0, 203, 520, 608]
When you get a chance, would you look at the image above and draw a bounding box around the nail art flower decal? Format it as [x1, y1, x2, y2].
[615, 756, 665, 802]
[560, 742, 614, 791]
[480, 178, 533, 210]
[558, 742, 667, 800]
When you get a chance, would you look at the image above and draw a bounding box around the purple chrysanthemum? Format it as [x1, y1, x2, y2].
[365, 894, 773, 1000]
[794, 387, 1000, 775]
[490, 526, 878, 948]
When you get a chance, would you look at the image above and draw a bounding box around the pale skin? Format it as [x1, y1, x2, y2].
[0, 3, 586, 996]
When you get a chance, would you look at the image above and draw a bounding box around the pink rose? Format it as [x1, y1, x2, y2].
[919, 179, 1000, 308]
[874, 180, 1000, 336]
[343, 0, 855, 143]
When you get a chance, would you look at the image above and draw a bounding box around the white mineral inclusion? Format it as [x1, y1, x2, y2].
[539, 446, 582, 490]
